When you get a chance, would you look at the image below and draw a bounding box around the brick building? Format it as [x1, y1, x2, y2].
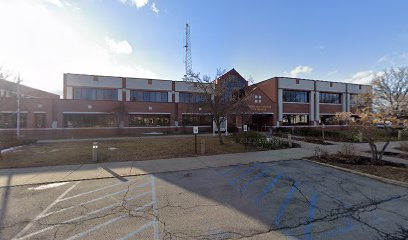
[0, 69, 370, 138]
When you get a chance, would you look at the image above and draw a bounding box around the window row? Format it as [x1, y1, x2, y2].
[282, 90, 309, 103]
[320, 93, 342, 104]
[0, 113, 47, 128]
[179, 92, 206, 103]
[282, 114, 309, 126]
[73, 88, 118, 101]
[130, 91, 168, 103]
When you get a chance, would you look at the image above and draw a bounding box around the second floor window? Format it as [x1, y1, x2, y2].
[73, 88, 118, 101]
[179, 92, 206, 103]
[130, 90, 168, 102]
[282, 90, 309, 103]
[320, 92, 341, 104]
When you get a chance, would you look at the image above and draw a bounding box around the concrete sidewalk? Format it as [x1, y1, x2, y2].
[0, 147, 313, 187]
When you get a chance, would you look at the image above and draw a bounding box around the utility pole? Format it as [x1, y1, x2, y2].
[16, 73, 21, 138]
[183, 23, 192, 80]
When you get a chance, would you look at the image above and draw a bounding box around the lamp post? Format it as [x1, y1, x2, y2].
[92, 142, 98, 162]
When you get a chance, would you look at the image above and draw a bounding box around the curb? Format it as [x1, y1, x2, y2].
[303, 159, 408, 188]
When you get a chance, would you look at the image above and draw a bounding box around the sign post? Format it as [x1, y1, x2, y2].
[243, 124, 248, 150]
[193, 126, 198, 154]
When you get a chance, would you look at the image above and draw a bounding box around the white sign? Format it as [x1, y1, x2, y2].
[193, 126, 199, 134]
[243, 125, 248, 132]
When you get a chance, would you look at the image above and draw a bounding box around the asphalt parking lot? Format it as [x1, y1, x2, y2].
[1, 160, 407, 240]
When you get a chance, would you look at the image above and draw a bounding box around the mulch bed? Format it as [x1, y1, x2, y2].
[309, 154, 408, 183]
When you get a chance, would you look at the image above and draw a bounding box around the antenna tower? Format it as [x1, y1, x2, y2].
[184, 23, 192, 79]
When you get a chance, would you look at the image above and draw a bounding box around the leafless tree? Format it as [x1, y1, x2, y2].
[186, 69, 249, 144]
[372, 67, 408, 118]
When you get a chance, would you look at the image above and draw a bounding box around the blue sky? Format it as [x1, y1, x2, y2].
[1, 0, 408, 95]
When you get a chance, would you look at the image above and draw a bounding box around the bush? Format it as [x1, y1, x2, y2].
[233, 131, 293, 150]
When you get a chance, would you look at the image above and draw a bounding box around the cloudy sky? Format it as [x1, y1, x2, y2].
[1, 0, 408, 95]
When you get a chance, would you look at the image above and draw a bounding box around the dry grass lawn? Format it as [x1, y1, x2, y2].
[0, 136, 257, 169]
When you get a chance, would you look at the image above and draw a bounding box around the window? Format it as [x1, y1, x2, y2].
[63, 114, 116, 128]
[296, 79, 300, 84]
[282, 114, 309, 126]
[181, 115, 212, 126]
[320, 92, 341, 104]
[73, 88, 118, 101]
[254, 95, 261, 103]
[0, 113, 27, 128]
[148, 79, 152, 85]
[128, 114, 170, 127]
[179, 92, 206, 103]
[282, 90, 309, 103]
[34, 113, 46, 128]
[130, 91, 168, 102]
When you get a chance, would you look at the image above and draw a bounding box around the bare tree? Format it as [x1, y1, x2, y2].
[187, 69, 249, 144]
[372, 67, 408, 118]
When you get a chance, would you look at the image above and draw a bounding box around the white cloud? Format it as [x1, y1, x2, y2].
[120, 0, 149, 8]
[44, 0, 63, 7]
[376, 55, 389, 63]
[0, 1, 155, 95]
[344, 70, 377, 84]
[151, 2, 159, 14]
[105, 37, 133, 55]
[288, 65, 313, 77]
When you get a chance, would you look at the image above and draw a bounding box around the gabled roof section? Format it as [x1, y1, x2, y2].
[216, 68, 248, 86]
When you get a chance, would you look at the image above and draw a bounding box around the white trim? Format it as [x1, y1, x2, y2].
[318, 103, 343, 106]
[249, 112, 274, 115]
[282, 102, 310, 104]
[181, 113, 211, 115]
[0, 126, 212, 131]
[128, 112, 171, 115]
[0, 111, 28, 113]
[282, 113, 310, 115]
[32, 111, 47, 114]
[62, 112, 115, 114]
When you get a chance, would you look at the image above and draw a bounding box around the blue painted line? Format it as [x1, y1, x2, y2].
[219, 165, 242, 176]
[240, 170, 266, 192]
[303, 192, 317, 240]
[229, 165, 259, 186]
[255, 173, 283, 205]
[275, 182, 297, 226]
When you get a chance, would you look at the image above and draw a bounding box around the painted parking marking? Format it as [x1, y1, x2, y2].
[65, 202, 154, 240]
[13, 175, 159, 240]
[255, 173, 283, 205]
[12, 181, 81, 240]
[303, 192, 317, 240]
[219, 164, 242, 176]
[57, 177, 142, 202]
[229, 165, 259, 186]
[275, 182, 297, 225]
[118, 221, 155, 240]
[240, 170, 267, 193]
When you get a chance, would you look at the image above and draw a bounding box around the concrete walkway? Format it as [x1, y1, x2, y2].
[1, 138, 407, 188]
[0, 147, 313, 187]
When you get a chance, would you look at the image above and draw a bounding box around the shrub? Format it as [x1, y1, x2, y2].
[233, 131, 293, 150]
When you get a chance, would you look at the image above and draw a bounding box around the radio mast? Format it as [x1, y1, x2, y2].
[184, 23, 192, 79]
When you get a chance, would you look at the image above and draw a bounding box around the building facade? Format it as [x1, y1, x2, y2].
[0, 69, 370, 138]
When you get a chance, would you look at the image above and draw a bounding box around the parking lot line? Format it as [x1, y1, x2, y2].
[16, 194, 152, 240]
[150, 175, 160, 240]
[39, 183, 150, 220]
[229, 165, 259, 186]
[65, 202, 154, 240]
[118, 221, 155, 240]
[57, 178, 142, 202]
[255, 173, 283, 205]
[303, 192, 317, 240]
[275, 182, 297, 225]
[240, 170, 266, 193]
[12, 181, 81, 240]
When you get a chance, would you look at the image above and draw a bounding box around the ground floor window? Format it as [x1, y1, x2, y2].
[0, 113, 27, 128]
[63, 114, 116, 128]
[129, 114, 170, 127]
[282, 114, 309, 126]
[181, 114, 212, 126]
[34, 113, 46, 128]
